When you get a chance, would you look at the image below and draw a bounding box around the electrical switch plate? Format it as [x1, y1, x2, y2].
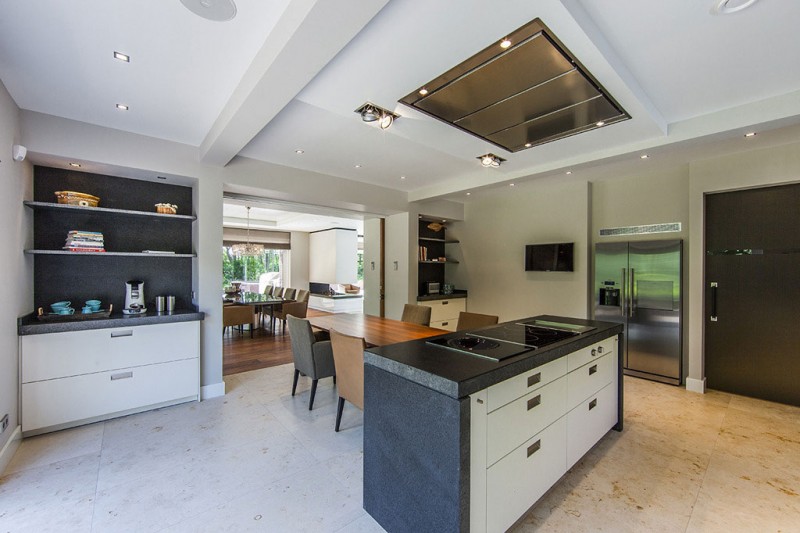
[1, 414, 8, 432]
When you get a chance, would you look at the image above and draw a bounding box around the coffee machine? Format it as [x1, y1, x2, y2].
[124, 279, 146, 314]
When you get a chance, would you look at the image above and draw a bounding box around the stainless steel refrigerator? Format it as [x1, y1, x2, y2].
[593, 240, 682, 385]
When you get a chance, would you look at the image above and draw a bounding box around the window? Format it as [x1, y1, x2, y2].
[222, 247, 288, 290]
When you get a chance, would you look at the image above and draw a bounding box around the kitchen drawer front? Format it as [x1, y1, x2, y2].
[418, 298, 466, 323]
[566, 382, 617, 469]
[22, 357, 199, 433]
[487, 375, 566, 466]
[566, 352, 613, 411]
[430, 319, 457, 332]
[22, 321, 200, 383]
[486, 417, 567, 533]
[487, 356, 568, 412]
[567, 336, 616, 372]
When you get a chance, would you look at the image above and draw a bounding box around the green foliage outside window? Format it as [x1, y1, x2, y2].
[222, 247, 283, 287]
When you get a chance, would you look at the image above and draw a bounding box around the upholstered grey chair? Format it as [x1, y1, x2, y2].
[283, 288, 297, 300]
[401, 303, 432, 326]
[456, 311, 499, 331]
[287, 315, 336, 410]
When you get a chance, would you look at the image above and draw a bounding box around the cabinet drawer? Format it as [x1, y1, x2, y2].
[418, 299, 466, 323]
[487, 356, 568, 412]
[22, 357, 199, 433]
[486, 417, 567, 533]
[566, 382, 617, 469]
[22, 321, 200, 383]
[566, 352, 614, 411]
[487, 375, 566, 466]
[567, 336, 616, 372]
[430, 319, 457, 332]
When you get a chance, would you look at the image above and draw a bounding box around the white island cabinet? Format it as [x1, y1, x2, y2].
[470, 336, 618, 533]
[20, 320, 200, 436]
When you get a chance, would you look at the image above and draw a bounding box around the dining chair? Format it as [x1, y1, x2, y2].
[275, 300, 309, 334]
[222, 304, 255, 338]
[329, 329, 366, 432]
[273, 286, 284, 298]
[294, 289, 310, 303]
[283, 288, 297, 301]
[456, 311, 499, 331]
[286, 315, 336, 410]
[401, 303, 432, 327]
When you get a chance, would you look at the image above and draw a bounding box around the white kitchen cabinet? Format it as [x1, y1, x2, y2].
[417, 297, 466, 331]
[470, 335, 619, 533]
[20, 321, 200, 436]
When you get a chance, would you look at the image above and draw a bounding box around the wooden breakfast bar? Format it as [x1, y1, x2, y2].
[307, 313, 446, 347]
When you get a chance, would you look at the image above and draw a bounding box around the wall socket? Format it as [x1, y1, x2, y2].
[1, 414, 8, 433]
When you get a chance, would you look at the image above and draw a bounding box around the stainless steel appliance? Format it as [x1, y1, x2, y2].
[594, 240, 682, 385]
[427, 319, 595, 361]
[124, 279, 146, 314]
[425, 282, 441, 295]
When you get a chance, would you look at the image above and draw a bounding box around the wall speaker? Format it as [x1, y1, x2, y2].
[12, 144, 27, 162]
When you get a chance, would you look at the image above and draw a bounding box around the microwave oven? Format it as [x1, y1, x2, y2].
[425, 282, 441, 295]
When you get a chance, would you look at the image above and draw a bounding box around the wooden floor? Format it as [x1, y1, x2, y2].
[223, 309, 331, 376]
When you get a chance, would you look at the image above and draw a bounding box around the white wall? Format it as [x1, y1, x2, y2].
[289, 231, 309, 289]
[451, 180, 590, 322]
[363, 218, 382, 316]
[309, 228, 357, 285]
[0, 79, 33, 470]
[384, 212, 414, 320]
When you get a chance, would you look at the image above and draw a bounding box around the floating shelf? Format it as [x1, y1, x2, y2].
[24, 201, 196, 221]
[419, 259, 459, 264]
[419, 237, 460, 244]
[25, 250, 195, 258]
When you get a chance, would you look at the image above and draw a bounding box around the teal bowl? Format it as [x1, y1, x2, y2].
[50, 301, 71, 312]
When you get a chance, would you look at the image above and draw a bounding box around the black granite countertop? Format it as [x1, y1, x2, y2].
[365, 315, 623, 399]
[416, 290, 468, 302]
[18, 309, 205, 335]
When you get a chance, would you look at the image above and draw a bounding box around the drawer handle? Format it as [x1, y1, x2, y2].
[597, 346, 604, 354]
[442, 321, 449, 326]
[111, 330, 133, 338]
[527, 439, 541, 457]
[527, 372, 541, 387]
[589, 398, 597, 410]
[111, 371, 133, 381]
[527, 394, 541, 411]
[589, 364, 598, 375]
[591, 348, 597, 356]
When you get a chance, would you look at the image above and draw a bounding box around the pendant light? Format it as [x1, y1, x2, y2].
[231, 206, 265, 257]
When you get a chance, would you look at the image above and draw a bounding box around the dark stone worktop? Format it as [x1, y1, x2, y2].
[365, 314, 623, 399]
[18, 309, 205, 335]
[416, 289, 468, 302]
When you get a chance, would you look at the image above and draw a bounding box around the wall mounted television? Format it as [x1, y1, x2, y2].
[525, 242, 574, 272]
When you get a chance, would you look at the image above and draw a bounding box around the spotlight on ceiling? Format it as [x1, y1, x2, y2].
[477, 153, 506, 168]
[355, 102, 399, 130]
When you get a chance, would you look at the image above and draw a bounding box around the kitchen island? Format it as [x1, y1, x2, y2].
[363, 315, 623, 533]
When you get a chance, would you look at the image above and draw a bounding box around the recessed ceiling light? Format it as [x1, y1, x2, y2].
[524, 143, 532, 148]
[295, 149, 304, 154]
[596, 121, 605, 127]
[711, 0, 759, 15]
[441, 219, 447, 223]
[400, 176, 406, 180]
[565, 171, 572, 175]
[744, 132, 757, 137]
[116, 103, 129, 111]
[500, 38, 512, 49]
[640, 154, 649, 159]
[354, 164, 362, 168]
[509, 183, 515, 187]
[68, 162, 81, 168]
[180, 0, 237, 21]
[419, 88, 428, 96]
[113, 51, 130, 62]
[466, 192, 471, 196]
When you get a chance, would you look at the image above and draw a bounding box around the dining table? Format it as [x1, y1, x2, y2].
[224, 291, 288, 333]
[307, 313, 447, 347]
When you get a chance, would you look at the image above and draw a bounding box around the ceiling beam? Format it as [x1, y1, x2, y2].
[199, 0, 390, 166]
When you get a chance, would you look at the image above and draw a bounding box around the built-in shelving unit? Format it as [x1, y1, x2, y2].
[418, 219, 462, 297]
[28, 166, 196, 311]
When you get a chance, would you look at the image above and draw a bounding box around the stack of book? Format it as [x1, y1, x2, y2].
[64, 230, 105, 252]
[419, 245, 428, 261]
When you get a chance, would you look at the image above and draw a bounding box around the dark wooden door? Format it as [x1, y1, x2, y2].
[704, 183, 800, 406]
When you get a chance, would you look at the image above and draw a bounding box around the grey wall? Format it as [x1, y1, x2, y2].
[289, 231, 310, 289]
[0, 79, 32, 467]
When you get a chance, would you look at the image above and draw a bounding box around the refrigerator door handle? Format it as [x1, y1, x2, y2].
[621, 268, 627, 317]
[630, 268, 636, 318]
[710, 282, 718, 322]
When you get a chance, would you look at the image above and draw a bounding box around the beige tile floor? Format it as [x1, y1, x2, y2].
[1, 367, 799, 532]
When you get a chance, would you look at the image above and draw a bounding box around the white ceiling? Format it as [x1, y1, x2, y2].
[2, 0, 799, 202]
[223, 200, 363, 234]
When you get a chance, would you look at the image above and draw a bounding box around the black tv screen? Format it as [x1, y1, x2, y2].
[525, 242, 574, 272]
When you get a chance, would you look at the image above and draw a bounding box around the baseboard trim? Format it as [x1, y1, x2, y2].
[685, 377, 706, 394]
[201, 381, 226, 400]
[0, 426, 22, 476]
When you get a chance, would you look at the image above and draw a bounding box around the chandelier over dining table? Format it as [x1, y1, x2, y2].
[231, 206, 265, 257]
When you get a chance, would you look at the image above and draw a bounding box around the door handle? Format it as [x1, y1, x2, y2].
[621, 268, 627, 317]
[710, 282, 718, 322]
[629, 268, 636, 318]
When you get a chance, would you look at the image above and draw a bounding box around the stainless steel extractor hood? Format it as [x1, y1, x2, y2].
[399, 18, 629, 153]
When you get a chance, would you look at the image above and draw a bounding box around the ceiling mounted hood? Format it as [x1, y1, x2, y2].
[399, 18, 629, 153]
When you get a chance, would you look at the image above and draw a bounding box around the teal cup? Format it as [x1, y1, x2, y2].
[82, 306, 93, 314]
[57, 307, 75, 315]
[50, 301, 71, 312]
[86, 300, 101, 311]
